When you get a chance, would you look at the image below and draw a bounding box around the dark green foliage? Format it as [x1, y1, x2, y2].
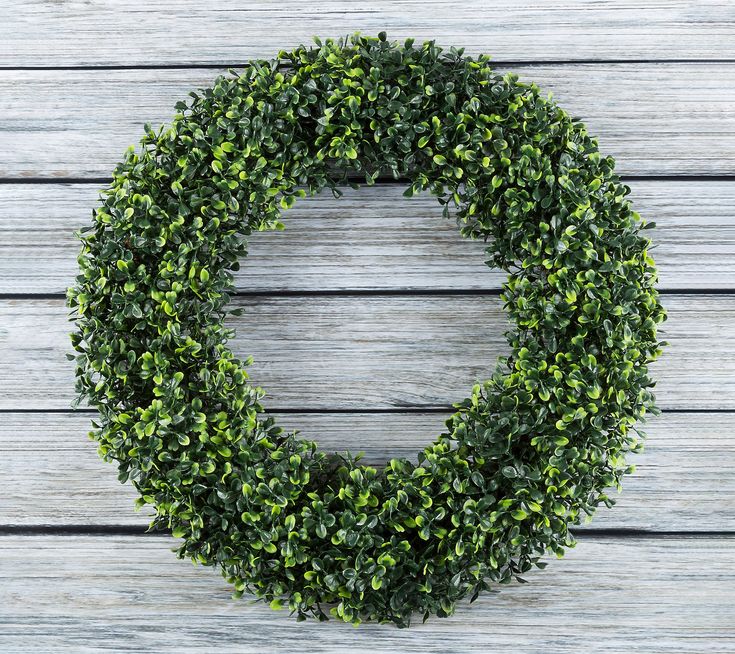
[68, 33, 666, 627]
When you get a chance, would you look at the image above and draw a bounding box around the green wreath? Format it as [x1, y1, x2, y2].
[69, 33, 665, 627]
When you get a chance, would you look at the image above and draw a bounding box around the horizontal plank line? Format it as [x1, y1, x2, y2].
[0, 407, 457, 415]
[619, 175, 735, 182]
[1, 289, 732, 302]
[0, 408, 99, 415]
[274, 407, 735, 416]
[2, 175, 735, 186]
[2, 58, 735, 72]
[660, 408, 735, 414]
[2, 407, 735, 415]
[654, 289, 735, 295]
[572, 528, 735, 538]
[233, 288, 733, 297]
[0, 177, 111, 185]
[0, 525, 160, 536]
[0, 293, 70, 300]
[252, 406, 456, 415]
[0, 524, 731, 538]
[0, 289, 507, 300]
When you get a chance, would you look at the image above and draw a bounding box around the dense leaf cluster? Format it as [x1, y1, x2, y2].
[69, 33, 665, 627]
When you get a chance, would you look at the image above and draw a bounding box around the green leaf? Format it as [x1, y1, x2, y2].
[501, 466, 518, 479]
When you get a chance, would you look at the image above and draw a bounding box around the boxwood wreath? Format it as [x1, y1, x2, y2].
[69, 33, 666, 627]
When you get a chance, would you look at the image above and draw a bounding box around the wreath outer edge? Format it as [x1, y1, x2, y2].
[69, 32, 666, 627]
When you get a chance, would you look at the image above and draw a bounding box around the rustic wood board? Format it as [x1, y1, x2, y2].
[3, 0, 734, 66]
[1, 180, 733, 294]
[0, 534, 732, 653]
[1, 411, 731, 531]
[2, 2, 733, 649]
[0, 294, 730, 411]
[3, 63, 735, 178]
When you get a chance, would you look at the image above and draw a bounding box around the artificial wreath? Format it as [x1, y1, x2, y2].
[69, 33, 665, 627]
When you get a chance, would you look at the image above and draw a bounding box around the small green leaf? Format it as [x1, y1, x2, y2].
[501, 466, 518, 479]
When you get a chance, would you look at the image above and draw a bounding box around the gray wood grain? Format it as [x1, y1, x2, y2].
[1, 411, 731, 531]
[0, 534, 732, 653]
[0, 294, 731, 411]
[2, 0, 734, 67]
[3, 64, 735, 178]
[2, 2, 733, 651]
[1, 180, 733, 294]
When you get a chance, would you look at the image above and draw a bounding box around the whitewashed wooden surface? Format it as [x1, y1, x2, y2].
[1, 535, 733, 653]
[1, 295, 734, 410]
[2, 182, 735, 293]
[1, 2, 734, 652]
[3, 1, 734, 65]
[2, 412, 732, 531]
[2, 64, 734, 177]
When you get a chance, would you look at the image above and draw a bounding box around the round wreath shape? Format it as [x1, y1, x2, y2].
[69, 33, 665, 627]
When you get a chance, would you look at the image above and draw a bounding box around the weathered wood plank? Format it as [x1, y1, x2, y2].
[0, 295, 731, 410]
[0, 534, 732, 653]
[2, 64, 735, 177]
[1, 411, 731, 531]
[1, 181, 733, 294]
[1, 3, 732, 650]
[2, 0, 734, 67]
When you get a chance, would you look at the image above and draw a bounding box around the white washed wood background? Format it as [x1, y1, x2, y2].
[1, 2, 734, 652]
